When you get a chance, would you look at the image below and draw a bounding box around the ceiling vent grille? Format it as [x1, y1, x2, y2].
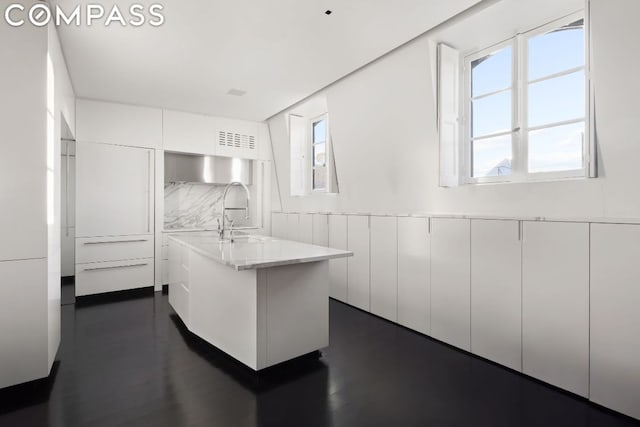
[218, 130, 257, 151]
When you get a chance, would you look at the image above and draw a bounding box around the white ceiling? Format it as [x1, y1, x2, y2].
[54, 0, 481, 121]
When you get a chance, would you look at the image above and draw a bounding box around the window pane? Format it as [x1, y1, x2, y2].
[528, 71, 584, 127]
[472, 90, 512, 138]
[313, 142, 326, 167]
[472, 134, 512, 178]
[313, 119, 326, 143]
[471, 45, 511, 97]
[528, 122, 584, 173]
[313, 166, 327, 190]
[529, 19, 584, 81]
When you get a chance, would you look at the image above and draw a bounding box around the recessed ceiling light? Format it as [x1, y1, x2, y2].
[227, 88, 247, 97]
[325, 10, 332, 15]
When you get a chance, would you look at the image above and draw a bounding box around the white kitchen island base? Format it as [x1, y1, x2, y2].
[168, 233, 350, 371]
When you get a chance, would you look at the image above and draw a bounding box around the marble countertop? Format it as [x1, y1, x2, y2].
[163, 226, 260, 233]
[168, 232, 352, 271]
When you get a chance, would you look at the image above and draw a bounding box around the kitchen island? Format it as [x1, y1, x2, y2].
[167, 232, 352, 370]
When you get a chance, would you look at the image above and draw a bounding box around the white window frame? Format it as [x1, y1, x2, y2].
[310, 113, 330, 192]
[462, 10, 590, 185]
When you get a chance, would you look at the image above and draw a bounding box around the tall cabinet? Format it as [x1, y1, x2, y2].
[470, 219, 522, 371]
[397, 217, 430, 335]
[75, 142, 155, 296]
[590, 223, 640, 420]
[347, 215, 371, 312]
[370, 216, 398, 322]
[328, 215, 348, 302]
[521, 221, 589, 397]
[430, 218, 471, 351]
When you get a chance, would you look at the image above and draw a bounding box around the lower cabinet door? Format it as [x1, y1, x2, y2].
[471, 219, 522, 371]
[328, 215, 348, 302]
[0, 259, 49, 389]
[370, 216, 398, 322]
[397, 217, 430, 335]
[347, 215, 371, 312]
[590, 223, 640, 419]
[169, 283, 190, 326]
[271, 213, 287, 239]
[76, 258, 154, 296]
[522, 221, 589, 397]
[431, 218, 471, 351]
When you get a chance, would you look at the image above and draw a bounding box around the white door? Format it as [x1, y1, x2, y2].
[347, 215, 370, 312]
[370, 216, 397, 322]
[431, 218, 471, 351]
[471, 219, 522, 371]
[522, 221, 589, 397]
[397, 217, 430, 335]
[590, 223, 640, 420]
[328, 215, 348, 302]
[76, 142, 154, 238]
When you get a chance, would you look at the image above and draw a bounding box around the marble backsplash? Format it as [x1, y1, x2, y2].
[164, 183, 252, 230]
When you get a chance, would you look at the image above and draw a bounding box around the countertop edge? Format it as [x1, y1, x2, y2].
[168, 234, 353, 270]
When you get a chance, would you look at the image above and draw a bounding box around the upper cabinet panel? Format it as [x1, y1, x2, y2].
[215, 117, 259, 160]
[163, 110, 216, 155]
[76, 99, 162, 149]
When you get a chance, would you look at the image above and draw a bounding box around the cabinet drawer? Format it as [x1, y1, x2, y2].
[169, 282, 189, 326]
[75, 258, 154, 296]
[76, 235, 153, 264]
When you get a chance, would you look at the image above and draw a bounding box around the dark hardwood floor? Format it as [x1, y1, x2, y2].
[0, 290, 637, 427]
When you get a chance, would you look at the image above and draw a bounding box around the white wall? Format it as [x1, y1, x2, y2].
[268, 0, 639, 220]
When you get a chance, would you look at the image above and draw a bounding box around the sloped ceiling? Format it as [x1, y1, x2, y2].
[53, 0, 482, 121]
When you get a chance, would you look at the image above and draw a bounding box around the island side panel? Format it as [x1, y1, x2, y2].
[189, 250, 259, 370]
[260, 260, 329, 368]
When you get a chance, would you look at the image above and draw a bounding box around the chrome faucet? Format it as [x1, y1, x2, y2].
[219, 181, 250, 242]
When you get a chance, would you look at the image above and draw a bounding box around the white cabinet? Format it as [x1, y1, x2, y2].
[397, 217, 430, 335]
[0, 22, 46, 263]
[0, 259, 48, 388]
[75, 258, 154, 296]
[76, 141, 155, 296]
[347, 215, 370, 312]
[471, 219, 522, 371]
[312, 214, 329, 247]
[168, 238, 190, 325]
[431, 218, 471, 351]
[286, 213, 300, 242]
[271, 212, 287, 239]
[328, 215, 348, 302]
[215, 117, 259, 160]
[370, 216, 398, 322]
[163, 109, 216, 155]
[522, 221, 589, 397]
[76, 142, 154, 238]
[75, 235, 154, 264]
[299, 213, 313, 244]
[76, 99, 162, 149]
[590, 223, 640, 419]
